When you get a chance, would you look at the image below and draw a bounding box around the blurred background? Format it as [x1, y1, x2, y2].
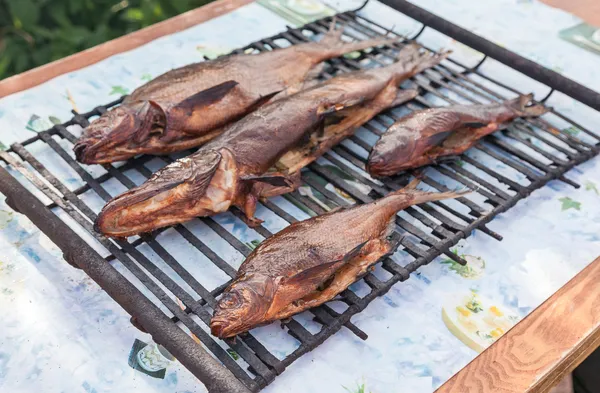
[0, 0, 214, 80]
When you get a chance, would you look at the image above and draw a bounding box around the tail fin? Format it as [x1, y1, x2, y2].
[506, 93, 549, 117]
[309, 20, 400, 61]
[388, 178, 470, 205]
[385, 44, 451, 83]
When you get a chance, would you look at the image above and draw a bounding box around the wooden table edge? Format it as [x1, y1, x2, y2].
[435, 255, 600, 393]
[0, 0, 254, 99]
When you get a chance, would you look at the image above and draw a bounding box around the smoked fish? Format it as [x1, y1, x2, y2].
[210, 179, 466, 338]
[74, 25, 398, 164]
[94, 45, 448, 237]
[367, 94, 548, 177]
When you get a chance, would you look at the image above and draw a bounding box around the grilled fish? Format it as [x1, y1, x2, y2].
[367, 95, 548, 177]
[210, 179, 466, 338]
[74, 24, 398, 164]
[94, 45, 448, 237]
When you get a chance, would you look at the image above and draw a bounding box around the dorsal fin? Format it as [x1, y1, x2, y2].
[173, 80, 239, 112]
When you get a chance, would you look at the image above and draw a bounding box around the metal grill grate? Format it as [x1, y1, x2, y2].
[1, 8, 600, 393]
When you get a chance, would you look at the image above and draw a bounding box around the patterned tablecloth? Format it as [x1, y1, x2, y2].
[1, 1, 599, 392]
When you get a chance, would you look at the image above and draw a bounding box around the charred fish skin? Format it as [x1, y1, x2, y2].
[367, 94, 548, 177]
[94, 46, 449, 238]
[210, 179, 467, 338]
[74, 25, 400, 164]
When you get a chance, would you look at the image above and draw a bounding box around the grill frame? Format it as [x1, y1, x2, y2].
[1, 3, 600, 393]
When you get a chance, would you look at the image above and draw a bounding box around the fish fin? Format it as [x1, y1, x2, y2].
[285, 241, 368, 288]
[238, 193, 264, 228]
[341, 241, 370, 262]
[163, 80, 241, 136]
[386, 173, 470, 202]
[439, 123, 501, 152]
[390, 89, 419, 107]
[285, 260, 345, 289]
[505, 93, 549, 117]
[310, 19, 400, 61]
[425, 129, 454, 148]
[265, 78, 321, 103]
[235, 172, 301, 226]
[403, 177, 422, 190]
[241, 172, 297, 189]
[318, 17, 344, 47]
[173, 80, 239, 112]
[393, 45, 451, 80]
[410, 188, 471, 205]
[389, 184, 471, 205]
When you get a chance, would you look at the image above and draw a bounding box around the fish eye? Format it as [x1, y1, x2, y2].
[220, 292, 242, 309]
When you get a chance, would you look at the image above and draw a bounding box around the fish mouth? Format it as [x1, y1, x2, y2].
[75, 101, 173, 164]
[367, 152, 397, 178]
[210, 318, 237, 338]
[94, 149, 237, 237]
[74, 139, 138, 164]
[75, 106, 141, 164]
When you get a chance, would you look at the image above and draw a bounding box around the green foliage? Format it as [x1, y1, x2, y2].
[226, 349, 239, 360]
[343, 383, 371, 393]
[558, 196, 581, 211]
[0, 0, 213, 79]
[585, 180, 599, 195]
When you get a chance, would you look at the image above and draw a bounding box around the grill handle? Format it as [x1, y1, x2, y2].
[378, 0, 600, 112]
[0, 166, 252, 393]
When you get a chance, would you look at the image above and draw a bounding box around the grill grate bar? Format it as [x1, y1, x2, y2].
[5, 150, 264, 389]
[445, 162, 511, 201]
[459, 155, 525, 192]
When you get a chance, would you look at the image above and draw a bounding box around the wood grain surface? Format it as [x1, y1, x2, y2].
[435, 256, 600, 393]
[541, 0, 600, 27]
[0, 0, 253, 98]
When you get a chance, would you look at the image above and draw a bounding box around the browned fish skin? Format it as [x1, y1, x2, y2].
[367, 94, 548, 177]
[74, 26, 399, 164]
[94, 45, 448, 237]
[210, 179, 466, 338]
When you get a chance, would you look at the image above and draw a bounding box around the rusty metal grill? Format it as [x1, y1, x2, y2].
[1, 5, 599, 393]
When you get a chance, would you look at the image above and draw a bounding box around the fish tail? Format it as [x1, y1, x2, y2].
[387, 179, 470, 206]
[312, 21, 400, 60]
[387, 44, 451, 83]
[506, 93, 549, 117]
[402, 176, 422, 190]
[408, 188, 471, 205]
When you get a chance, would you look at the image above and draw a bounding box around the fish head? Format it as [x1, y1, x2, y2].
[74, 101, 166, 164]
[367, 138, 409, 178]
[211, 273, 277, 338]
[366, 149, 392, 177]
[94, 149, 237, 237]
[368, 128, 429, 177]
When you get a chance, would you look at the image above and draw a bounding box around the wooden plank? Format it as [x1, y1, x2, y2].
[435, 256, 600, 393]
[541, 0, 600, 27]
[0, 0, 253, 98]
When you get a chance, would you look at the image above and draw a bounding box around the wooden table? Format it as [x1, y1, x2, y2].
[1, 1, 599, 392]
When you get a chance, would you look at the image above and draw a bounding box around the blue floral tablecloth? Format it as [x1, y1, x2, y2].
[1, 1, 599, 392]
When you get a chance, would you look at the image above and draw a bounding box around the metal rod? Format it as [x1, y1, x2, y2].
[0, 166, 252, 393]
[378, 0, 600, 112]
